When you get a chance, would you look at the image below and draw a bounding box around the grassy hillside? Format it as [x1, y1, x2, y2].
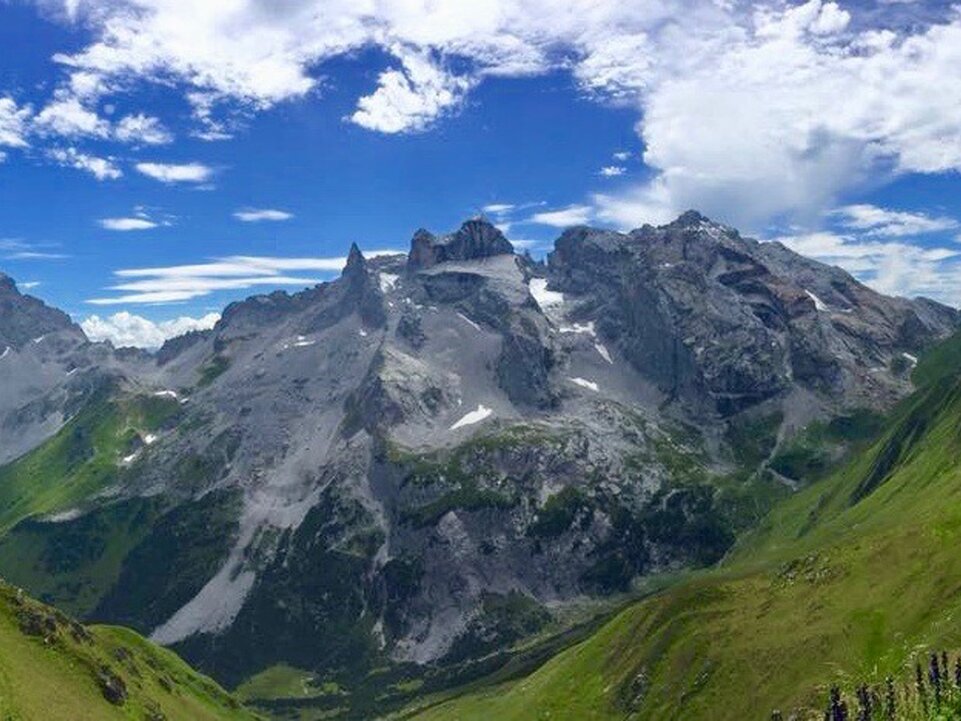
[405, 340, 961, 720]
[0, 577, 256, 720]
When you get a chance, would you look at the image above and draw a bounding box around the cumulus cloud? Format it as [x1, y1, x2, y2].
[233, 208, 293, 222]
[0, 98, 31, 150]
[7, 0, 961, 228]
[135, 161, 214, 183]
[350, 51, 474, 133]
[48, 147, 122, 179]
[599, 166, 626, 177]
[88, 249, 401, 305]
[34, 96, 110, 138]
[114, 113, 173, 144]
[81, 311, 220, 348]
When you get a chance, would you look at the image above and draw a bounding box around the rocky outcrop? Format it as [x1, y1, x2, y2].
[407, 218, 514, 270]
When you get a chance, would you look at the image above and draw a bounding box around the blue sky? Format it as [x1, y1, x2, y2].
[2, 0, 961, 346]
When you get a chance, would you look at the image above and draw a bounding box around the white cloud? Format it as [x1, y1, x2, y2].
[99, 217, 160, 231]
[115, 113, 173, 144]
[88, 249, 401, 305]
[48, 147, 122, 180]
[529, 204, 594, 228]
[482, 203, 515, 215]
[599, 166, 626, 177]
[81, 311, 220, 348]
[612, 151, 631, 161]
[770, 230, 961, 304]
[350, 51, 474, 133]
[834, 204, 958, 237]
[0, 98, 31, 149]
[136, 161, 214, 183]
[9, 0, 961, 232]
[233, 208, 293, 222]
[34, 96, 109, 138]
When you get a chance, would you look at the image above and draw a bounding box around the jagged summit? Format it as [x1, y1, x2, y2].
[408, 217, 514, 270]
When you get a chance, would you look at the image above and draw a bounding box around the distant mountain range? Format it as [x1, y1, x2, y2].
[0, 212, 957, 718]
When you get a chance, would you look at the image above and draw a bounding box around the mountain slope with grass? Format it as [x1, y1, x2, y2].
[404, 334, 961, 720]
[1, 214, 959, 717]
[0, 577, 255, 721]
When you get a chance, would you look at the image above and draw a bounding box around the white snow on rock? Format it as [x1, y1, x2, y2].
[284, 335, 316, 349]
[595, 343, 613, 364]
[379, 273, 399, 293]
[805, 289, 828, 312]
[559, 321, 595, 335]
[45, 508, 83, 523]
[153, 390, 179, 400]
[450, 404, 494, 430]
[143, 433, 158, 446]
[456, 312, 482, 332]
[529, 278, 564, 309]
[359, 329, 368, 338]
[32, 335, 45, 344]
[121, 451, 140, 465]
[902, 352, 919, 366]
[0, 346, 8, 360]
[568, 377, 599, 392]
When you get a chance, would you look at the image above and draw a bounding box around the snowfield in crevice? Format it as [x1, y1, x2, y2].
[528, 278, 564, 310]
[568, 377, 600, 392]
[450, 404, 493, 430]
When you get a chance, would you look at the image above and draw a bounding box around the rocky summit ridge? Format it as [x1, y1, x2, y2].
[0, 212, 955, 694]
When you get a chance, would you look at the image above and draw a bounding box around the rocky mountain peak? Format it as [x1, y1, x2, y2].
[0, 272, 17, 294]
[0, 270, 83, 348]
[343, 242, 369, 282]
[407, 217, 514, 270]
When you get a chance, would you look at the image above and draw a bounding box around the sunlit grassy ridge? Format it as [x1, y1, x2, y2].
[407, 336, 961, 720]
[0, 577, 256, 720]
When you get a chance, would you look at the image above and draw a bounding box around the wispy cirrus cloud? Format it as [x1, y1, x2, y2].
[0, 238, 69, 261]
[87, 249, 401, 305]
[135, 161, 214, 184]
[833, 204, 959, 237]
[233, 208, 294, 222]
[528, 204, 594, 228]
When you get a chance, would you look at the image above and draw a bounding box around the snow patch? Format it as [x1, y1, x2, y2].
[32, 335, 45, 344]
[0, 346, 8, 360]
[568, 377, 599, 392]
[805, 289, 828, 312]
[143, 433, 158, 446]
[153, 390, 179, 400]
[121, 451, 140, 465]
[902, 352, 919, 366]
[456, 312, 482, 332]
[359, 329, 368, 338]
[45, 508, 83, 523]
[529, 278, 564, 309]
[450, 404, 493, 430]
[595, 343, 613, 364]
[284, 335, 316, 349]
[379, 273, 399, 293]
[559, 321, 596, 335]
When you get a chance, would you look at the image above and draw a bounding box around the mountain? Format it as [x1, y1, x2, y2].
[0, 212, 956, 716]
[0, 576, 254, 720]
[408, 330, 961, 721]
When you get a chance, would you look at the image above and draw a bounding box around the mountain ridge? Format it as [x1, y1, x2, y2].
[0, 211, 957, 716]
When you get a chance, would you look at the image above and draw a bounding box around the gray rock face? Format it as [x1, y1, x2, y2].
[407, 218, 514, 270]
[0, 212, 956, 687]
[547, 211, 956, 417]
